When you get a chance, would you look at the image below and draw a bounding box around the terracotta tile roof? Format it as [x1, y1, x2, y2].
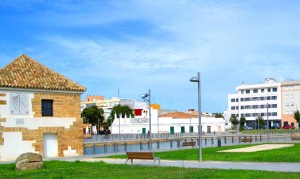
[159, 112, 197, 118]
[0, 54, 86, 92]
[86, 95, 104, 101]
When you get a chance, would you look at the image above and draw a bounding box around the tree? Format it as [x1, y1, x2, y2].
[240, 117, 246, 130]
[101, 121, 109, 130]
[81, 105, 104, 125]
[230, 115, 239, 130]
[214, 113, 224, 118]
[256, 116, 264, 129]
[109, 104, 134, 125]
[294, 110, 300, 128]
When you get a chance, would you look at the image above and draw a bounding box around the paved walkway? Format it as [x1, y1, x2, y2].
[78, 144, 300, 173]
[81, 158, 300, 173]
[2, 153, 300, 173]
[2, 143, 300, 173]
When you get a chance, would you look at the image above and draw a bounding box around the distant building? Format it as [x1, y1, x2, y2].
[281, 80, 300, 128]
[86, 95, 104, 101]
[0, 54, 86, 161]
[227, 78, 300, 129]
[111, 109, 226, 134]
[80, 96, 150, 119]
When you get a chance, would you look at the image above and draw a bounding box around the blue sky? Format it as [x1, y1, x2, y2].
[1, 0, 300, 113]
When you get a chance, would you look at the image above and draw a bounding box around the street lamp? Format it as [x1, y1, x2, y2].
[267, 103, 269, 142]
[142, 89, 152, 151]
[190, 72, 202, 162]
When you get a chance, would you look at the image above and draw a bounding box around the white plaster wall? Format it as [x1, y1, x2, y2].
[111, 114, 226, 134]
[2, 117, 76, 129]
[63, 146, 79, 157]
[0, 90, 79, 161]
[0, 132, 36, 161]
[0, 90, 34, 118]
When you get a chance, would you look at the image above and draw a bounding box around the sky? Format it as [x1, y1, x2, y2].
[0, 0, 300, 113]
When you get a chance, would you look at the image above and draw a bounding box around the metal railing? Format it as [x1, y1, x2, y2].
[84, 132, 232, 143]
[84, 134, 266, 155]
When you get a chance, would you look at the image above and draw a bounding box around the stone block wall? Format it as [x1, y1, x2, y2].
[30, 92, 84, 157]
[0, 93, 6, 145]
[0, 91, 84, 159]
[32, 93, 82, 118]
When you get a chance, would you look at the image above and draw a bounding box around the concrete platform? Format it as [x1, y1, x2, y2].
[219, 144, 294, 153]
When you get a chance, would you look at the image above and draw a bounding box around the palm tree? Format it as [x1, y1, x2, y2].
[109, 104, 134, 125]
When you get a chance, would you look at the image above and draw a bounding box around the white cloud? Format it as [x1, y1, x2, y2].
[2, 0, 300, 111]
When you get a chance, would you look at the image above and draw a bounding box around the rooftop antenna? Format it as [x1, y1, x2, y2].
[118, 88, 120, 98]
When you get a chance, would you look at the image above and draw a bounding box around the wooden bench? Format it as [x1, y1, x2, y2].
[291, 134, 300, 140]
[182, 141, 196, 148]
[125, 152, 160, 166]
[241, 138, 252, 142]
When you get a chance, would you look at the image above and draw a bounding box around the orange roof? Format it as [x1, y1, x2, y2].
[0, 54, 86, 92]
[151, 104, 160, 110]
[159, 112, 197, 118]
[86, 95, 104, 101]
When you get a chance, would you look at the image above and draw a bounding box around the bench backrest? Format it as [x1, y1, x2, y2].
[241, 138, 252, 141]
[126, 152, 154, 159]
[183, 142, 196, 145]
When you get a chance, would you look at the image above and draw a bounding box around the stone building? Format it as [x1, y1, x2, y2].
[0, 54, 86, 161]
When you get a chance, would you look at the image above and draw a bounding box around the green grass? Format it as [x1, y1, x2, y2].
[240, 129, 300, 134]
[109, 143, 300, 162]
[2, 144, 300, 178]
[0, 161, 300, 179]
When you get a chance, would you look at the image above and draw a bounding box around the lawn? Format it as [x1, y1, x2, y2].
[109, 143, 300, 162]
[0, 161, 300, 179]
[240, 129, 300, 134]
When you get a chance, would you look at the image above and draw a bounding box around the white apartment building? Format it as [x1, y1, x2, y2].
[227, 78, 282, 128]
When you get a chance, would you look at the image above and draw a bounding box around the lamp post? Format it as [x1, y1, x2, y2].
[142, 89, 152, 150]
[267, 103, 269, 143]
[97, 118, 100, 135]
[190, 117, 191, 133]
[157, 115, 159, 134]
[119, 114, 120, 140]
[190, 72, 202, 162]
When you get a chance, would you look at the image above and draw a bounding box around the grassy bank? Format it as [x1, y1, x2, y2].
[1, 161, 300, 179]
[110, 143, 300, 162]
[240, 129, 300, 134]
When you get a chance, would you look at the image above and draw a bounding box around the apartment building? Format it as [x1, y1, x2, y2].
[227, 78, 282, 128]
[281, 80, 300, 128]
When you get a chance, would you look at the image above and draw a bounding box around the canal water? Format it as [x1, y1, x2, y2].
[83, 134, 289, 155]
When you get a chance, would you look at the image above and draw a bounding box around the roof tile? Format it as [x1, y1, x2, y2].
[0, 54, 86, 92]
[159, 112, 197, 119]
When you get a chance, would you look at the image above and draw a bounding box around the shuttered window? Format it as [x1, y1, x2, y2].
[42, 100, 53, 116]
